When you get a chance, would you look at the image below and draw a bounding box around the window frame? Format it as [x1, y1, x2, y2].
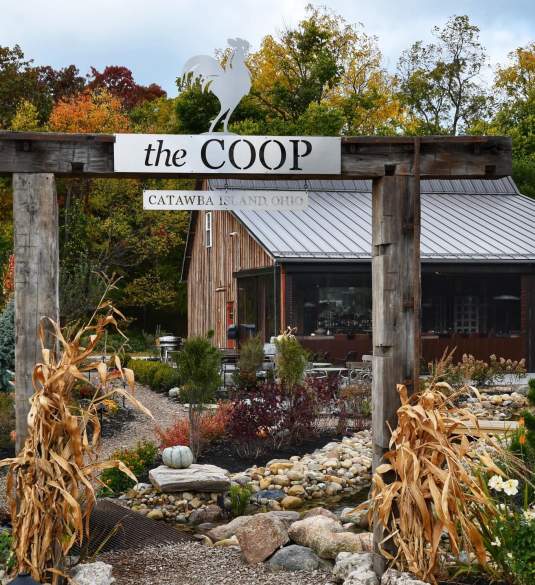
[205, 211, 213, 248]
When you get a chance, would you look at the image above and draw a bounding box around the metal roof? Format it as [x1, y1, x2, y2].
[208, 177, 535, 262]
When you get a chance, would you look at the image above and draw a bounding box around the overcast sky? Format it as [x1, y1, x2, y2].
[2, 0, 534, 94]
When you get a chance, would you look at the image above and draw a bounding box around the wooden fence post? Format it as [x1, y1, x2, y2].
[371, 173, 421, 574]
[13, 173, 59, 452]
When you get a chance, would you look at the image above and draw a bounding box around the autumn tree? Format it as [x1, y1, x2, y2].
[88, 65, 166, 110]
[49, 89, 130, 133]
[0, 45, 85, 128]
[471, 43, 535, 197]
[397, 15, 490, 135]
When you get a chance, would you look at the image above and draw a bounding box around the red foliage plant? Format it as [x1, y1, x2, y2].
[156, 401, 233, 453]
[227, 379, 337, 456]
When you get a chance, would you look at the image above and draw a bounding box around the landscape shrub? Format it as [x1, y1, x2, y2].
[176, 335, 221, 460]
[0, 392, 14, 454]
[510, 378, 535, 469]
[0, 530, 14, 574]
[274, 328, 308, 390]
[429, 351, 527, 388]
[129, 360, 180, 393]
[227, 378, 335, 456]
[156, 402, 232, 454]
[235, 335, 264, 388]
[0, 298, 15, 391]
[151, 364, 181, 393]
[100, 440, 158, 494]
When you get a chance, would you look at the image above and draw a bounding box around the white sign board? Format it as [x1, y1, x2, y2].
[143, 190, 308, 211]
[115, 134, 340, 175]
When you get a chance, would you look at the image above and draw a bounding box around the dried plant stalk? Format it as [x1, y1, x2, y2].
[0, 297, 152, 584]
[370, 371, 523, 584]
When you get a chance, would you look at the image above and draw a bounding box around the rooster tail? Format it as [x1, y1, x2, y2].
[181, 55, 223, 92]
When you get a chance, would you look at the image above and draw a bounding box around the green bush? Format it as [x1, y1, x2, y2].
[129, 360, 180, 393]
[100, 440, 158, 494]
[0, 298, 15, 391]
[0, 393, 15, 453]
[235, 336, 264, 388]
[152, 364, 181, 393]
[274, 331, 308, 390]
[0, 530, 14, 573]
[229, 483, 252, 517]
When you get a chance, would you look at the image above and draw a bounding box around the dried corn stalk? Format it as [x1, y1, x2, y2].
[0, 298, 152, 584]
[370, 376, 522, 584]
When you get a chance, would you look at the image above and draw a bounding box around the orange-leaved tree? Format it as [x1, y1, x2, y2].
[48, 89, 130, 133]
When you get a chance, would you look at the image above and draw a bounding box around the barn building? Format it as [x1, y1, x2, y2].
[181, 178, 535, 368]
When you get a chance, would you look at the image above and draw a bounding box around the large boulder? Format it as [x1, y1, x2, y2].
[302, 507, 338, 521]
[381, 569, 430, 585]
[266, 544, 323, 572]
[207, 515, 253, 541]
[70, 562, 115, 585]
[206, 511, 299, 542]
[288, 516, 373, 560]
[149, 464, 230, 493]
[333, 552, 377, 585]
[235, 514, 289, 564]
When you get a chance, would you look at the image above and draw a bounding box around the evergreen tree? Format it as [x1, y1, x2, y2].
[0, 298, 15, 390]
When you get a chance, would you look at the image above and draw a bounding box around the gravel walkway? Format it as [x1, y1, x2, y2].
[100, 542, 335, 585]
[100, 383, 186, 459]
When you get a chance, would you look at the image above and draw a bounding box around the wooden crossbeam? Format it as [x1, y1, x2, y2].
[0, 132, 512, 179]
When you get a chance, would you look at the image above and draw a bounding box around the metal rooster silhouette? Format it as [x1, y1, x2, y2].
[182, 38, 251, 133]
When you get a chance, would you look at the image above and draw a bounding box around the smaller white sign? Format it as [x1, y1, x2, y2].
[143, 190, 308, 211]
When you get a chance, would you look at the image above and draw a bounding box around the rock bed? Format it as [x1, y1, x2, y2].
[117, 430, 373, 524]
[460, 389, 528, 419]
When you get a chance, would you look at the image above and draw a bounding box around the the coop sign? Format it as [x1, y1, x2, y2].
[114, 134, 340, 175]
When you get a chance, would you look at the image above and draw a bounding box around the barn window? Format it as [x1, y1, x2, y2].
[205, 212, 213, 248]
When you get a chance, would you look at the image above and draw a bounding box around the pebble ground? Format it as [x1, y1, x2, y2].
[100, 542, 335, 585]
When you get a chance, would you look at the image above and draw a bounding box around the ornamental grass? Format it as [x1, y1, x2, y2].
[0, 294, 151, 584]
[370, 354, 529, 584]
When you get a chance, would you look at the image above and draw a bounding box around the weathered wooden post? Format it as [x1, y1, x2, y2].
[13, 173, 59, 451]
[371, 149, 421, 573]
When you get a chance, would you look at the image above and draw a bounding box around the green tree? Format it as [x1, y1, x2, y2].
[470, 42, 535, 197]
[177, 335, 221, 459]
[397, 15, 490, 135]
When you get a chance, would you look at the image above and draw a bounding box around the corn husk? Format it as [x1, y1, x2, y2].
[370, 377, 524, 584]
[0, 299, 152, 584]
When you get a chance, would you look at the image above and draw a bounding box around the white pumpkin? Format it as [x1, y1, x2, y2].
[162, 445, 193, 469]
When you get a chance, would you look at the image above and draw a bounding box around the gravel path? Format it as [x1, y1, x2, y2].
[100, 542, 335, 585]
[100, 383, 186, 459]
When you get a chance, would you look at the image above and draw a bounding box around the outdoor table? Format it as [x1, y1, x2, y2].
[311, 362, 332, 368]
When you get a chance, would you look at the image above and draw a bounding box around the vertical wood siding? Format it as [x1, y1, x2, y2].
[187, 211, 274, 348]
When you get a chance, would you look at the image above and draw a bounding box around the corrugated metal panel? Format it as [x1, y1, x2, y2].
[208, 178, 535, 262]
[209, 177, 518, 195]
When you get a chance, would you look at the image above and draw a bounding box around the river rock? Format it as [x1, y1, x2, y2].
[70, 562, 115, 585]
[267, 544, 323, 572]
[213, 535, 240, 548]
[149, 464, 230, 493]
[302, 507, 338, 521]
[287, 484, 306, 497]
[381, 569, 430, 585]
[146, 509, 164, 521]
[288, 516, 373, 559]
[333, 552, 377, 584]
[281, 496, 304, 510]
[236, 514, 289, 564]
[254, 489, 286, 502]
